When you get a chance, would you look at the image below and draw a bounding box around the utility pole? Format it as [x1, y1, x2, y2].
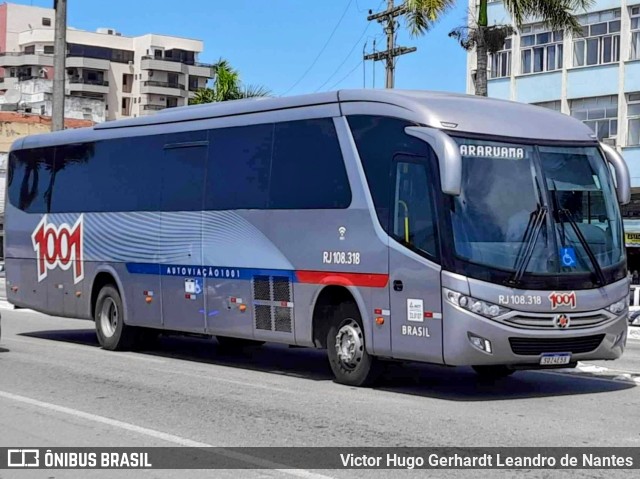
[364, 0, 417, 88]
[363, 0, 416, 88]
[52, 0, 67, 131]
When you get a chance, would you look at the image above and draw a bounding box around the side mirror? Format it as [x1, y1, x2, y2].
[600, 142, 631, 205]
[405, 126, 461, 195]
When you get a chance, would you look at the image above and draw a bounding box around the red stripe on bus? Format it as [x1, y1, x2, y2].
[296, 271, 389, 288]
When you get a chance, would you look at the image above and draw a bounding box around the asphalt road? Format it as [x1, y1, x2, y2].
[0, 285, 639, 478]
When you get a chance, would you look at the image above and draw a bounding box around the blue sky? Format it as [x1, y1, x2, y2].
[12, 0, 470, 96]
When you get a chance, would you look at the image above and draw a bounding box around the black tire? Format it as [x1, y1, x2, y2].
[327, 303, 379, 387]
[472, 365, 515, 379]
[216, 336, 265, 350]
[94, 285, 135, 351]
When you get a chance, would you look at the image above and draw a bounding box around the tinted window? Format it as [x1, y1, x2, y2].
[8, 147, 54, 213]
[270, 119, 351, 209]
[51, 136, 163, 212]
[206, 124, 272, 210]
[393, 159, 438, 258]
[348, 115, 428, 231]
[162, 134, 207, 211]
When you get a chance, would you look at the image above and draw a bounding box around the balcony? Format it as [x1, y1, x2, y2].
[0, 77, 19, 90]
[0, 52, 53, 67]
[68, 78, 110, 95]
[141, 104, 166, 116]
[140, 55, 213, 77]
[187, 63, 213, 77]
[66, 56, 110, 70]
[141, 80, 187, 98]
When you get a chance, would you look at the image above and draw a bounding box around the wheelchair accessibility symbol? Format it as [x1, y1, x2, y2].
[560, 247, 577, 268]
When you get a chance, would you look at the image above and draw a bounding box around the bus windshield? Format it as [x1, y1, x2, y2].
[450, 137, 624, 280]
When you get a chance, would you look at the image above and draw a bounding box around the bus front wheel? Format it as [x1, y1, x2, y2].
[327, 303, 379, 387]
[95, 285, 135, 351]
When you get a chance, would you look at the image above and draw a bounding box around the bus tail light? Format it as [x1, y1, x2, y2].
[375, 317, 384, 325]
[239, 304, 247, 312]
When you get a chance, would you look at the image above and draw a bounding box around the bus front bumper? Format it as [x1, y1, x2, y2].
[442, 303, 627, 367]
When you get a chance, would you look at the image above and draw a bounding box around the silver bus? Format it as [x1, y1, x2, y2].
[4, 90, 631, 386]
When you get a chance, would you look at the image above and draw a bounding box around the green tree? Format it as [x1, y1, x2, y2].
[190, 58, 270, 104]
[404, 0, 592, 96]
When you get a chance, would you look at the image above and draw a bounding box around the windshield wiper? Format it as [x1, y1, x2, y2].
[557, 208, 606, 287]
[506, 206, 547, 286]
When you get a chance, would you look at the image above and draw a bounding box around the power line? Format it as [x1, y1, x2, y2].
[313, 23, 371, 92]
[280, 0, 354, 96]
[364, 0, 416, 88]
[328, 61, 364, 91]
[314, 1, 385, 92]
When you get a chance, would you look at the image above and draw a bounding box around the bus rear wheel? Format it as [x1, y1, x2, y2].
[327, 303, 379, 387]
[472, 365, 515, 379]
[95, 285, 135, 351]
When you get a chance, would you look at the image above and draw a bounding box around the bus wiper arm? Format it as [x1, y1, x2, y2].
[506, 206, 547, 286]
[558, 208, 606, 286]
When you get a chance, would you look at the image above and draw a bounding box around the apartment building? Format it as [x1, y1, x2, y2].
[0, 2, 214, 121]
[466, 0, 640, 268]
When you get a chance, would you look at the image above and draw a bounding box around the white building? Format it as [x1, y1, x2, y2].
[0, 2, 214, 121]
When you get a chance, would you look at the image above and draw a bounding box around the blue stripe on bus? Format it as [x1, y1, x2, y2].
[125, 262, 296, 281]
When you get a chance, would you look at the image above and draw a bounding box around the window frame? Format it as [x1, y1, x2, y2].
[489, 38, 512, 79]
[631, 7, 640, 60]
[628, 93, 640, 146]
[572, 9, 621, 67]
[520, 26, 564, 74]
[389, 153, 440, 262]
[570, 95, 618, 141]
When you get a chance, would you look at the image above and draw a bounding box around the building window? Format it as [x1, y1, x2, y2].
[570, 95, 618, 141]
[42, 17, 51, 26]
[43, 45, 54, 54]
[489, 38, 511, 79]
[533, 100, 562, 111]
[24, 45, 35, 54]
[628, 93, 640, 146]
[573, 9, 621, 67]
[520, 24, 563, 74]
[632, 6, 640, 60]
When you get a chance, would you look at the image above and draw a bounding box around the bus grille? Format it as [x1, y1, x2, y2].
[509, 334, 605, 355]
[504, 313, 610, 329]
[251, 275, 293, 333]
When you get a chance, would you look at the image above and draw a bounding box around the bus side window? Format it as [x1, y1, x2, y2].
[392, 160, 438, 259]
[8, 147, 54, 213]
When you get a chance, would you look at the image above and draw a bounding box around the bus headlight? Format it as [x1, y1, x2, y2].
[444, 289, 510, 319]
[606, 298, 628, 315]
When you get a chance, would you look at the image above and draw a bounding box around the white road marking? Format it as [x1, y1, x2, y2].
[0, 390, 333, 479]
[146, 366, 293, 394]
[5, 336, 166, 364]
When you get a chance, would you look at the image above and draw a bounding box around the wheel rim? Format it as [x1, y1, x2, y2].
[99, 297, 119, 338]
[334, 319, 364, 370]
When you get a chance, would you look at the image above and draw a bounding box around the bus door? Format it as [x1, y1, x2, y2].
[159, 139, 208, 333]
[388, 154, 444, 363]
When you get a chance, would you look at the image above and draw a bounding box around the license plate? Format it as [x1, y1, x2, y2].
[540, 353, 571, 365]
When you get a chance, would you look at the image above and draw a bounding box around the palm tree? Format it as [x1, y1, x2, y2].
[404, 0, 592, 96]
[190, 58, 270, 104]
